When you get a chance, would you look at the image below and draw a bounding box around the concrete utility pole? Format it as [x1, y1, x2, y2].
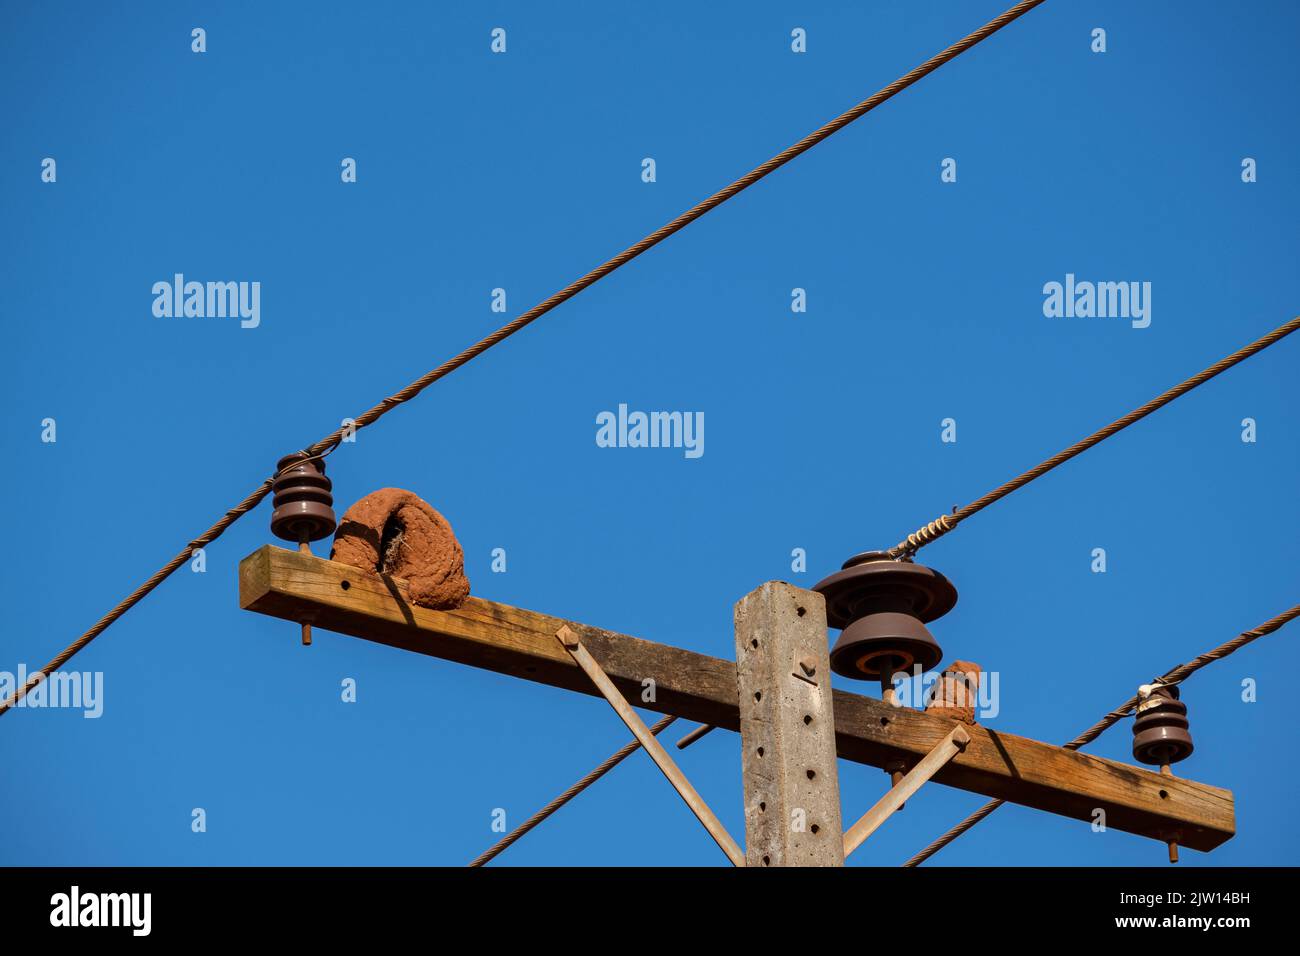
[735, 582, 844, 866]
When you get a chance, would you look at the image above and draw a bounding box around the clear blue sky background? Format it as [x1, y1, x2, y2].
[2, 0, 1296, 866]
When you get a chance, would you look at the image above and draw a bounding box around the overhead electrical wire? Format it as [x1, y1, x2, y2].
[652, 315, 1300, 757]
[468, 715, 678, 867]
[0, 0, 1051, 717]
[889, 314, 1300, 558]
[6, 0, 1291, 874]
[902, 603, 1300, 867]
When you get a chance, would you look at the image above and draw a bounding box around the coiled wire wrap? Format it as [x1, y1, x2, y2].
[891, 514, 957, 557]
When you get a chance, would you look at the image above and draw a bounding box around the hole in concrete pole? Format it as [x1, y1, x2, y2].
[806, 769, 816, 780]
[759, 801, 766, 812]
[751, 639, 759, 649]
[754, 691, 762, 702]
[796, 606, 806, 617]
[762, 855, 770, 866]
[756, 747, 765, 758]
[810, 824, 820, 834]
[803, 714, 812, 725]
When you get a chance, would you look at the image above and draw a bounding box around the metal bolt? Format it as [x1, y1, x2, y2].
[1161, 763, 1179, 864]
[299, 538, 313, 646]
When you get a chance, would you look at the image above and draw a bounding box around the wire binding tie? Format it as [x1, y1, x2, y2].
[892, 513, 956, 557]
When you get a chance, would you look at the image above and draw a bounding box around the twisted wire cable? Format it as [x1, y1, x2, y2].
[890, 314, 1300, 558]
[468, 716, 677, 867]
[902, 604, 1300, 866]
[0, 0, 1050, 717]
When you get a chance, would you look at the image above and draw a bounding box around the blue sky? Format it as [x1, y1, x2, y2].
[1, 0, 1296, 866]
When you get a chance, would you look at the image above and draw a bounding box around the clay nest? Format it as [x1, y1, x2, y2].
[330, 488, 470, 610]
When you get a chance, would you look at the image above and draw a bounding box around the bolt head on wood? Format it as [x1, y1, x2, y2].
[555, 625, 581, 649]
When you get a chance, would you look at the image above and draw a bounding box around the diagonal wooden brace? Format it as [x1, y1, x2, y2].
[843, 724, 971, 859]
[555, 625, 746, 867]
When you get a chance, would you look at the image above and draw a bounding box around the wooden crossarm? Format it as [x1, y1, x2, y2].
[239, 545, 1235, 853]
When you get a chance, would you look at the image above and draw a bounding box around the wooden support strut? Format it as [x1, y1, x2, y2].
[554, 625, 745, 867]
[238, 546, 1236, 853]
[843, 724, 970, 859]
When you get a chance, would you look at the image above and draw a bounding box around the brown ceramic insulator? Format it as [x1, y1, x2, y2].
[270, 454, 337, 543]
[813, 551, 957, 681]
[1132, 685, 1194, 766]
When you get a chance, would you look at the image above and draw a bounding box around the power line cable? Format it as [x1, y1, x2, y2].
[889, 315, 1300, 558]
[468, 716, 677, 867]
[901, 603, 1300, 866]
[674, 314, 1300, 746]
[0, 0, 1050, 717]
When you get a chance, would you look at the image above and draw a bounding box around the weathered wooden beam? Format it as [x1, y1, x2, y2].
[238, 545, 1235, 852]
[843, 725, 970, 858]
